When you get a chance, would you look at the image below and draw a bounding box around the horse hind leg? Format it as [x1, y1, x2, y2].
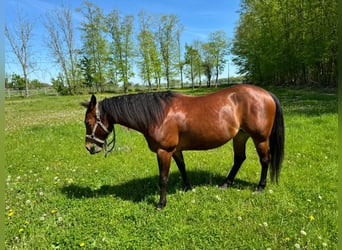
[220, 130, 249, 188]
[173, 151, 192, 191]
[254, 139, 271, 191]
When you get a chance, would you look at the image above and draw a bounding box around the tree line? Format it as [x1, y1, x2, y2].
[5, 73, 50, 90]
[232, 0, 337, 87]
[7, 0, 336, 97]
[5, 1, 229, 96]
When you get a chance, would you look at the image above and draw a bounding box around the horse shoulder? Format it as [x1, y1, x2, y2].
[144, 106, 182, 153]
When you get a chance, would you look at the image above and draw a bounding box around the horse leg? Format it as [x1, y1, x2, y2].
[220, 130, 249, 188]
[156, 149, 172, 209]
[254, 140, 271, 191]
[173, 151, 192, 191]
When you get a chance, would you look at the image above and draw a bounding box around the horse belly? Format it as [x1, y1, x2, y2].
[177, 126, 237, 150]
[180, 140, 230, 150]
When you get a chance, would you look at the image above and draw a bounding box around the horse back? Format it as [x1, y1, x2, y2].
[150, 84, 276, 151]
[173, 84, 276, 129]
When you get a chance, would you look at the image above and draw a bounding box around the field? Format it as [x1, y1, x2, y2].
[5, 85, 337, 249]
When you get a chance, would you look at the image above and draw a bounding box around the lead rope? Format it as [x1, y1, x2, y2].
[104, 126, 116, 158]
[95, 103, 116, 157]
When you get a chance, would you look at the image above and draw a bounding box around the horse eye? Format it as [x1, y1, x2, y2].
[85, 121, 91, 127]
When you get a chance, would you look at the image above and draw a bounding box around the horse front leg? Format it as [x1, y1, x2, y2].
[156, 149, 172, 209]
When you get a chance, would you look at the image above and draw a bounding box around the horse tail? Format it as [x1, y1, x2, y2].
[269, 93, 285, 183]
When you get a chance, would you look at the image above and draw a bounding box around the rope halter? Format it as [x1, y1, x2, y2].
[86, 103, 116, 157]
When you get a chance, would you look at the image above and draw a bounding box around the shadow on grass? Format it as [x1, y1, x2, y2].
[60, 170, 255, 205]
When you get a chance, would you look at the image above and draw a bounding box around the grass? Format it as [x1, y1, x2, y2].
[5, 86, 337, 249]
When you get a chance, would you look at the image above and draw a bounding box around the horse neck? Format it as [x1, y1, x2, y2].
[101, 98, 149, 134]
[114, 116, 147, 134]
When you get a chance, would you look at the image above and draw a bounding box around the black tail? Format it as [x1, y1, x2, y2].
[269, 93, 285, 183]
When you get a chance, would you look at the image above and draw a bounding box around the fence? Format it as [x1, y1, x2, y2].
[5, 88, 58, 98]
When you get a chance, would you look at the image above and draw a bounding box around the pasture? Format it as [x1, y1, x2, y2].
[5, 85, 337, 249]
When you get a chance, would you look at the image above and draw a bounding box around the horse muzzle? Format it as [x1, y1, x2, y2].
[86, 143, 103, 154]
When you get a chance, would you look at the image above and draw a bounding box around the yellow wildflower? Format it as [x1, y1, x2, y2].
[79, 242, 85, 247]
[309, 215, 315, 221]
[7, 209, 14, 217]
[50, 209, 57, 215]
[19, 228, 24, 233]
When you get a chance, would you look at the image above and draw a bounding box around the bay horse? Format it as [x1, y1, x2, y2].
[81, 84, 284, 209]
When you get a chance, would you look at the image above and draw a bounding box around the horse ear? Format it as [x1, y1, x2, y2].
[89, 94, 97, 109]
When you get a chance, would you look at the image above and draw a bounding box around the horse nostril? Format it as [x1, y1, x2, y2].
[86, 143, 95, 153]
[86, 143, 102, 154]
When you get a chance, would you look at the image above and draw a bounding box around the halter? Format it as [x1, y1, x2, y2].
[86, 103, 116, 157]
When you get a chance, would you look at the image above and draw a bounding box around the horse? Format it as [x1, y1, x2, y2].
[81, 84, 285, 209]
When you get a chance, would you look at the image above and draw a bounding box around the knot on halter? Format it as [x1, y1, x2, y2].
[86, 103, 116, 157]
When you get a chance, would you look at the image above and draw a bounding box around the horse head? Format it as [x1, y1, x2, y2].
[81, 95, 115, 156]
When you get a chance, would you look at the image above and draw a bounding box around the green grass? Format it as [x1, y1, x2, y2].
[5, 86, 337, 249]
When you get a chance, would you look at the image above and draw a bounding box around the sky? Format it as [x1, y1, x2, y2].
[5, 0, 241, 84]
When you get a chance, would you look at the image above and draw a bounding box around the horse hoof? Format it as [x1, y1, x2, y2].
[253, 186, 265, 194]
[219, 183, 231, 189]
[156, 202, 166, 210]
[183, 185, 192, 192]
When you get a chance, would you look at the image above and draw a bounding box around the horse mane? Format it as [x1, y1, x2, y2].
[100, 91, 176, 131]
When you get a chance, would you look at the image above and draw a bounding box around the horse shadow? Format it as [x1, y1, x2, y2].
[60, 170, 255, 205]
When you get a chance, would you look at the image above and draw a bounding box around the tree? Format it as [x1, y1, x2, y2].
[79, 56, 94, 88]
[198, 31, 230, 88]
[201, 42, 216, 87]
[137, 10, 162, 89]
[192, 40, 204, 86]
[106, 10, 135, 93]
[184, 44, 201, 89]
[5, 9, 34, 97]
[175, 25, 184, 88]
[232, 0, 337, 86]
[156, 14, 180, 89]
[51, 73, 68, 95]
[44, 4, 79, 94]
[208, 31, 229, 86]
[77, 1, 108, 92]
[10, 73, 25, 90]
[137, 28, 154, 88]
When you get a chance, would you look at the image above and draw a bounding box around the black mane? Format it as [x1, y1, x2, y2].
[100, 91, 176, 131]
